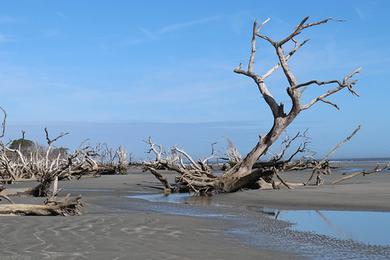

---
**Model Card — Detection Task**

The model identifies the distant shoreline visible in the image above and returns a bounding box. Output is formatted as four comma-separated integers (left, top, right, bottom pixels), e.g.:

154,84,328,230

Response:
330,157,390,163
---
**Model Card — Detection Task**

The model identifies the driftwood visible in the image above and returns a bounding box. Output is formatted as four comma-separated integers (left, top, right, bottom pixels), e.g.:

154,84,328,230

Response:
304,125,361,186
144,16,364,194
0,195,83,216
0,126,130,196
332,164,390,185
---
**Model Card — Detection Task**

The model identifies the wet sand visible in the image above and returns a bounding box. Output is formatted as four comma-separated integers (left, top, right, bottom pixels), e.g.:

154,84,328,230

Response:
0,166,389,259
213,168,390,211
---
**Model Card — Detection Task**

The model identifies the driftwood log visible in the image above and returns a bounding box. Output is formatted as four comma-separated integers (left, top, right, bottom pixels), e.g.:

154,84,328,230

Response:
0,195,83,216
332,164,390,185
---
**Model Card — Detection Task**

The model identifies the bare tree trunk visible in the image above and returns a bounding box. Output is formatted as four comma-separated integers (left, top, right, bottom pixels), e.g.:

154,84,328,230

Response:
220,117,296,191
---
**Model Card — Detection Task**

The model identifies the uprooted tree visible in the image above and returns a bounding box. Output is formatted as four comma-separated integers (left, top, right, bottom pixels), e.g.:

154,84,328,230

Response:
143,16,371,194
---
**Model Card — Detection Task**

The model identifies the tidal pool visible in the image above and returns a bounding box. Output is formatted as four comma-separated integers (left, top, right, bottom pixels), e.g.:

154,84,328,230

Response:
64,188,113,192
128,193,191,203
128,193,390,247
273,209,390,246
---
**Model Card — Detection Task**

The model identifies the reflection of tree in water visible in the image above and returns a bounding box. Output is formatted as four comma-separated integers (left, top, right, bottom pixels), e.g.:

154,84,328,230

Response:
315,210,352,239
185,194,213,206
274,209,352,240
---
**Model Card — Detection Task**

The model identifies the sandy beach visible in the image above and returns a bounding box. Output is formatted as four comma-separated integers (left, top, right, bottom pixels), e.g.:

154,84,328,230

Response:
0,165,389,259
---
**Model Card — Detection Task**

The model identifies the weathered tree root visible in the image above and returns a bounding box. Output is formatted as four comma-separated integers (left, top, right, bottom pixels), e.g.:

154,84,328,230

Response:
0,195,83,216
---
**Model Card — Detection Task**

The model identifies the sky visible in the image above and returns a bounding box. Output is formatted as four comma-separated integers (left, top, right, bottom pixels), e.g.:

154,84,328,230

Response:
0,0,389,159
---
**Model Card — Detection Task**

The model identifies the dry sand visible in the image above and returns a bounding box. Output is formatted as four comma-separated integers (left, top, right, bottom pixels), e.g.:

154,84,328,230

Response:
0,166,389,259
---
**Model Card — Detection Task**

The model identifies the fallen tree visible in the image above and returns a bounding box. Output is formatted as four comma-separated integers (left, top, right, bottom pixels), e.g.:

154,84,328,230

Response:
144,16,367,194
0,195,83,216
332,164,390,185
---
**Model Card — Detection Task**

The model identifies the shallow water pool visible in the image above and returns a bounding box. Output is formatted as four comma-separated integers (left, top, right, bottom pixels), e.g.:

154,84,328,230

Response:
128,193,390,247
128,193,191,203
273,209,390,246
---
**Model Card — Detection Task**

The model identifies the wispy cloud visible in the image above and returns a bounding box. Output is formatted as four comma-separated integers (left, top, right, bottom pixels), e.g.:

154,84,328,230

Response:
55,11,66,19
0,15,19,24
355,7,366,20
138,27,157,40
41,29,61,38
158,16,220,34
132,15,221,45
0,33,13,43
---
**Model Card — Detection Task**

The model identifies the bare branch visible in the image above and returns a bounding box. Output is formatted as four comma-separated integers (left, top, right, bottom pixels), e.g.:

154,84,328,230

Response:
304,126,361,186
300,68,361,111
201,142,218,165
0,106,6,138
278,17,339,46
274,170,292,189
247,18,271,73
262,39,309,80
332,164,390,185
44,128,69,147
234,18,282,117
144,166,173,194
0,193,14,204
144,136,163,162
256,33,277,46
319,99,340,110
323,125,361,160
173,147,202,170
294,79,341,90
232,71,280,117
285,140,310,163
275,46,299,88
226,139,242,164
272,132,301,162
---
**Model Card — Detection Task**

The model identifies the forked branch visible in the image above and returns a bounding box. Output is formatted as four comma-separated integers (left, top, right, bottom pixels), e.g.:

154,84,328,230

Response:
44,127,69,147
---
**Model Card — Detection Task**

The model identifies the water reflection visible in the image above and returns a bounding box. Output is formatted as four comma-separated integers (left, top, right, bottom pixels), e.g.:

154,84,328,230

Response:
260,208,390,246
127,193,214,206
128,193,390,246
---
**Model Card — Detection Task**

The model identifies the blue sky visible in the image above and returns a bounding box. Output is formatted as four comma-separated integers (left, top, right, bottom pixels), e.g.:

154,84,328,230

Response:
0,0,389,159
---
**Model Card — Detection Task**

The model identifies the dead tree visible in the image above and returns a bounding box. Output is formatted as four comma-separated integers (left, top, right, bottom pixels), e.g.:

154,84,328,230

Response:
144,16,362,193
0,110,84,215
86,143,130,175
116,145,129,174
0,127,101,196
